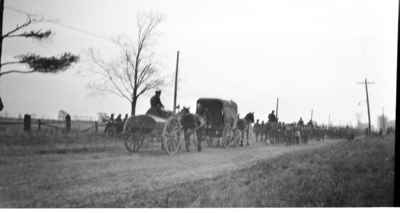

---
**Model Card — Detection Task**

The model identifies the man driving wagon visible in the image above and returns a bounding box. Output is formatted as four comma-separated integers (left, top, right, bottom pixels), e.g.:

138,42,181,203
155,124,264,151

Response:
147,90,169,118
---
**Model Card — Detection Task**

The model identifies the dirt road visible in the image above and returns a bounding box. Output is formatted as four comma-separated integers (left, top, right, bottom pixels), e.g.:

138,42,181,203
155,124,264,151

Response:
0,139,340,207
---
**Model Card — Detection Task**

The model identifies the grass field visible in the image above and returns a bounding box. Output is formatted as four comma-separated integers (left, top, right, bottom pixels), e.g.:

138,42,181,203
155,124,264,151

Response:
0,133,394,207
120,135,394,207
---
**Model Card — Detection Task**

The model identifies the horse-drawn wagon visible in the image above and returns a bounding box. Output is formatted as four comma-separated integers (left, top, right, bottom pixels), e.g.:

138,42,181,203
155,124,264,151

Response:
123,109,185,155
123,105,206,155
196,98,243,147
123,97,253,155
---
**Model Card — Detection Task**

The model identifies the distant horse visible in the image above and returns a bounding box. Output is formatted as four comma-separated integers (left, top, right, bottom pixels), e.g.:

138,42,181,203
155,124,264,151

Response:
295,128,302,144
178,107,206,152
253,121,261,142
236,112,255,146
104,118,124,137
104,118,118,137
265,122,279,144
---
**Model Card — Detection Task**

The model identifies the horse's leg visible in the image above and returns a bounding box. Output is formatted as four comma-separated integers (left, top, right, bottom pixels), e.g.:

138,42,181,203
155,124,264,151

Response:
240,130,244,147
246,126,250,146
271,133,274,144
223,126,230,147
196,129,202,151
272,132,275,144
253,131,258,143
299,133,303,144
257,132,260,143
184,130,190,152
221,127,227,147
195,130,201,152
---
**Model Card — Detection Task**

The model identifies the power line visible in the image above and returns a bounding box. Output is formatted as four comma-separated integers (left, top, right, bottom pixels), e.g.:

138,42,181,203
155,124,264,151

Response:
4,5,114,44
4,6,38,17
46,20,114,43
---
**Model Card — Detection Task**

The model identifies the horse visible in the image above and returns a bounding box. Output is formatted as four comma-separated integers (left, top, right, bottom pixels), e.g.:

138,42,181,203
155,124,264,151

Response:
294,128,302,144
178,107,206,152
264,122,279,144
235,112,255,146
253,120,262,142
104,118,118,137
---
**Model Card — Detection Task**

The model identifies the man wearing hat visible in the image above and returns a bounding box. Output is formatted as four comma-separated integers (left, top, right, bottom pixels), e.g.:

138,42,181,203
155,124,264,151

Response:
268,110,277,123
149,90,164,117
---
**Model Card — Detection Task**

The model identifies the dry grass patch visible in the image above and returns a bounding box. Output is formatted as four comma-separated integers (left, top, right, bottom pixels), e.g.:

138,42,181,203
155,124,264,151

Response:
118,135,394,207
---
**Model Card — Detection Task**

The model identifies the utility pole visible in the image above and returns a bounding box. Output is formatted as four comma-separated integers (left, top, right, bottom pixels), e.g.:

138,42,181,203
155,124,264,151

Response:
382,107,385,132
357,78,374,135
0,0,4,70
0,0,4,110
310,109,313,121
275,97,279,121
328,113,331,128
173,51,180,114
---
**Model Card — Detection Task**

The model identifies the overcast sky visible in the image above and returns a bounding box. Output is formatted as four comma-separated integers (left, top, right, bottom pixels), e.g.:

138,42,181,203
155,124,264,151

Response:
0,0,398,126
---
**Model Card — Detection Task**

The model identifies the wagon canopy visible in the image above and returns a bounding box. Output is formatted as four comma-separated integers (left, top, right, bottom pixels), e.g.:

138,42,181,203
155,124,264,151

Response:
196,98,238,127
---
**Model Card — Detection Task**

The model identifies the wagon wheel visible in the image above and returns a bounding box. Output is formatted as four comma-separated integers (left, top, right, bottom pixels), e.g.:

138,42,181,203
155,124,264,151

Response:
162,116,182,155
124,130,145,153
105,125,117,137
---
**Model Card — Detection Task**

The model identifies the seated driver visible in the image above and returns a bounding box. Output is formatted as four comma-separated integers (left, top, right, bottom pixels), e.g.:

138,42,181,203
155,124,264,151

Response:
149,90,165,117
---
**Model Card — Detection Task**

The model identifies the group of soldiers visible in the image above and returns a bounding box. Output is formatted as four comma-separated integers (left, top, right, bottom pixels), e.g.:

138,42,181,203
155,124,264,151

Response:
253,110,357,145
104,113,129,135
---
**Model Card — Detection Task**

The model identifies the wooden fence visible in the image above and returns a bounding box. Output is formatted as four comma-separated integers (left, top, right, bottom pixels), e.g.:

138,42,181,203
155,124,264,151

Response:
0,114,105,133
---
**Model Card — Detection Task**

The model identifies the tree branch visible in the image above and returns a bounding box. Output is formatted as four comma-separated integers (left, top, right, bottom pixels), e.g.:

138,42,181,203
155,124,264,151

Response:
124,51,135,91
4,30,51,40
88,49,131,101
2,16,32,39
0,61,21,66
88,81,132,103
0,69,35,76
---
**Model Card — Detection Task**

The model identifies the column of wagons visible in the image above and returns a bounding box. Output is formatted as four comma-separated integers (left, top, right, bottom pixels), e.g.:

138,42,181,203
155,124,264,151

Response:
123,98,240,155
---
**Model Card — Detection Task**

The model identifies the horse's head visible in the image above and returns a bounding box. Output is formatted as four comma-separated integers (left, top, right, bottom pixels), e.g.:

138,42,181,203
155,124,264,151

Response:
102,116,111,123
181,106,191,114
245,112,255,123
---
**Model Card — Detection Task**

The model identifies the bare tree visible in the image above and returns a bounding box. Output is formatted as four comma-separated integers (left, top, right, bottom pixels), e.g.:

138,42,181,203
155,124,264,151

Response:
88,13,165,116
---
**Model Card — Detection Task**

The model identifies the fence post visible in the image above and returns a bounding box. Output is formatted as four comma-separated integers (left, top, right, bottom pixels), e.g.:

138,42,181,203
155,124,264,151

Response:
94,121,98,133
23,114,31,132
65,114,71,132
